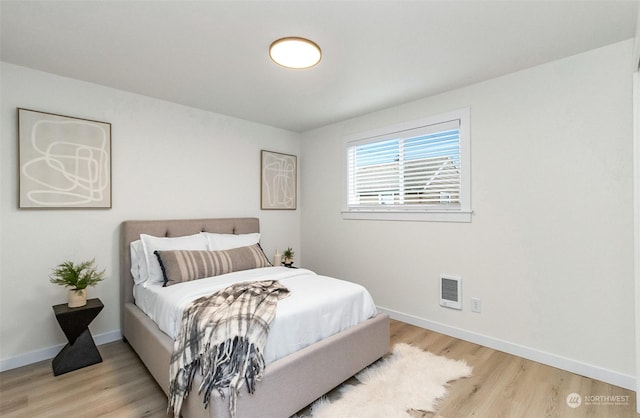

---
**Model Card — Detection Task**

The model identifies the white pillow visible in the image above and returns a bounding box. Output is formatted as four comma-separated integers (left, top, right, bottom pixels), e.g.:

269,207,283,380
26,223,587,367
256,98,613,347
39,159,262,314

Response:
130,240,144,285
139,233,209,286
201,232,261,251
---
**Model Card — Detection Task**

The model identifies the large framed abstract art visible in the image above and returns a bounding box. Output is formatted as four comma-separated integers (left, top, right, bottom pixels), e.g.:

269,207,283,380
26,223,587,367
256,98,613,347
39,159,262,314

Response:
18,108,112,209
260,150,297,210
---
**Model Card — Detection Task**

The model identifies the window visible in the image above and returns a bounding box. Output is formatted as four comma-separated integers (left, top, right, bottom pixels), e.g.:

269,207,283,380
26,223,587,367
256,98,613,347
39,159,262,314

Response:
343,108,471,222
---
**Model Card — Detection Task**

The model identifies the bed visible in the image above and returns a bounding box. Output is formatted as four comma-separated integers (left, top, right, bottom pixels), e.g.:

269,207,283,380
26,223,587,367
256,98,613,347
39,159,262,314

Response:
120,217,390,418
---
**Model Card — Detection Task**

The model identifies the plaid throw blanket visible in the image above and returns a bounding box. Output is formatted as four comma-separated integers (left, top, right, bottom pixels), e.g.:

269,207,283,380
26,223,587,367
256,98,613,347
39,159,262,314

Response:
168,280,290,418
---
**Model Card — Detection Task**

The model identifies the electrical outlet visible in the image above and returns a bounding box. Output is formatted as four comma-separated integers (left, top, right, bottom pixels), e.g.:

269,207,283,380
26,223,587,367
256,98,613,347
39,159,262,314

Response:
471,297,481,313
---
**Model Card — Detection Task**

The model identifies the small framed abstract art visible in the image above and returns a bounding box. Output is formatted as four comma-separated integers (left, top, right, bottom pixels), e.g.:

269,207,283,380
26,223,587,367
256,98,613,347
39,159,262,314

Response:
18,108,112,209
261,150,297,210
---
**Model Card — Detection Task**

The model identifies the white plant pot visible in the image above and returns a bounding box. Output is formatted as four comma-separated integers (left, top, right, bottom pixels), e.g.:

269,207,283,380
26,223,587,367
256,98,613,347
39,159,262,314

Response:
68,289,87,308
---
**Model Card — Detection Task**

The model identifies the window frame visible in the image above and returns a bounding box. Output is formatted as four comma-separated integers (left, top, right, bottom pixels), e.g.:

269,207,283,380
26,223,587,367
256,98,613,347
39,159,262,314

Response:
342,107,472,222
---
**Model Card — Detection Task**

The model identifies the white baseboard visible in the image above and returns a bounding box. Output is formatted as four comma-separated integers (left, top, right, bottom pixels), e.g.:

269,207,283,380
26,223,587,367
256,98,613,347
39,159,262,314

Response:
0,329,122,373
379,306,635,391
3,312,635,392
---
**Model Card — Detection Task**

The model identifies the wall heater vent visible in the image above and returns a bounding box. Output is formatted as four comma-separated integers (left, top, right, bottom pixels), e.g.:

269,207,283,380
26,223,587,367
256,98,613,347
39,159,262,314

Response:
440,275,462,310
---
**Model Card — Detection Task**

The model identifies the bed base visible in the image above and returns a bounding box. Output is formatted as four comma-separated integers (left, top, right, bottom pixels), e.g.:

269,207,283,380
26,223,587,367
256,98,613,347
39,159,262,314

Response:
120,218,390,418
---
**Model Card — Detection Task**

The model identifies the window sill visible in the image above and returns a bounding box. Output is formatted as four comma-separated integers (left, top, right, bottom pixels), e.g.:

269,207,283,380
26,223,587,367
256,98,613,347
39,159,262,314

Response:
341,210,472,223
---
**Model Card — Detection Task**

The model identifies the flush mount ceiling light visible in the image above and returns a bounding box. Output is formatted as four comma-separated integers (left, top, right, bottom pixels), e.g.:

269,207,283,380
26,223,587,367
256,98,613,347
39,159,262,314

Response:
269,37,322,69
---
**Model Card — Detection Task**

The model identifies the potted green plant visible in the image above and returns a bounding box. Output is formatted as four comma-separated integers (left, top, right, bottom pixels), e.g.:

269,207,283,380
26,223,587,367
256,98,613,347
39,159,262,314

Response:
50,259,105,307
283,247,295,267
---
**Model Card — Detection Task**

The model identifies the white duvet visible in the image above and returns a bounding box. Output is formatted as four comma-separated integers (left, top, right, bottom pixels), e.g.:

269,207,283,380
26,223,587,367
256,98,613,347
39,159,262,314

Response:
133,266,378,364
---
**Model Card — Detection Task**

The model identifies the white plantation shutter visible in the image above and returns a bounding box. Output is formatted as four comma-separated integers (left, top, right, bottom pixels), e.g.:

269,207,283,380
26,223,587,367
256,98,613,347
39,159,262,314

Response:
344,109,471,222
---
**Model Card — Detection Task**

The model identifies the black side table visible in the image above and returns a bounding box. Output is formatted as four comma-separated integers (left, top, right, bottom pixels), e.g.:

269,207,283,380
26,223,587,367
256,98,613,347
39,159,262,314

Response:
52,298,104,376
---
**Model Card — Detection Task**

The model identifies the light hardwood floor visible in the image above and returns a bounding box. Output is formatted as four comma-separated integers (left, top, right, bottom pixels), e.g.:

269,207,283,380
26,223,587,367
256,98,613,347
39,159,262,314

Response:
0,320,637,417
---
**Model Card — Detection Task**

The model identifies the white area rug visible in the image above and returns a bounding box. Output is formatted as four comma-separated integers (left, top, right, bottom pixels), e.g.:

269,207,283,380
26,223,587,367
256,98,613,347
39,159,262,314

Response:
304,343,472,418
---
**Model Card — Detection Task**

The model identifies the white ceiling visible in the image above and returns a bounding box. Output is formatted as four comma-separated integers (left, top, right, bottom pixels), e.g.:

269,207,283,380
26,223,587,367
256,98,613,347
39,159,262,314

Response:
1,1,638,132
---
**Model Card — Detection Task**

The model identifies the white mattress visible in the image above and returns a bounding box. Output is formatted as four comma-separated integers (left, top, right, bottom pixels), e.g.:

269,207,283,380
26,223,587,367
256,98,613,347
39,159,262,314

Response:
133,266,378,364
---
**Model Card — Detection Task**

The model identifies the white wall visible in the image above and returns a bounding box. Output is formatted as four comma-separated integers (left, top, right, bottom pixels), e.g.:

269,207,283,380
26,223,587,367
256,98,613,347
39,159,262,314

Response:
633,1,640,408
633,69,639,410
0,63,301,368
301,40,635,387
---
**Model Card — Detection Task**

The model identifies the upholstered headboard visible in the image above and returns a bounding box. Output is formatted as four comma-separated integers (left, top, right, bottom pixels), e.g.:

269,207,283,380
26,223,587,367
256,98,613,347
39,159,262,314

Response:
119,217,260,329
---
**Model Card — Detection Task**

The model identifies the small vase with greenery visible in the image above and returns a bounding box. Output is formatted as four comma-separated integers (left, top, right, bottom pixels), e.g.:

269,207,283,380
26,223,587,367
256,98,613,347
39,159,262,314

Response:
283,247,295,267
50,259,105,308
